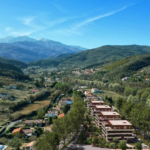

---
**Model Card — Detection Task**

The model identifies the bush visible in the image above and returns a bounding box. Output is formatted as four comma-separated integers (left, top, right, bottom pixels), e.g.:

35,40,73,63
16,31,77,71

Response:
105,143,109,148
113,137,119,144
135,142,142,150
109,142,116,149
0,137,8,144
119,140,127,150
92,136,99,146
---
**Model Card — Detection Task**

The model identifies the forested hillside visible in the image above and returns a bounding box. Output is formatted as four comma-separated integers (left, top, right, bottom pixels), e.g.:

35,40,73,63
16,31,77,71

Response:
102,54,150,81
0,61,23,73
0,57,28,69
28,45,150,67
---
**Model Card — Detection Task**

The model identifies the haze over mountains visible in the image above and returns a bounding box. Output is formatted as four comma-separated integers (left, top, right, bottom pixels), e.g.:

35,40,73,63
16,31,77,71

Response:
0,36,87,62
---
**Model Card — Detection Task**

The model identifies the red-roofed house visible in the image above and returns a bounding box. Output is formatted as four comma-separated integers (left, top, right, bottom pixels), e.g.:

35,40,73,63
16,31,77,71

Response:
145,78,150,81
84,91,92,96
12,128,33,137
58,113,65,119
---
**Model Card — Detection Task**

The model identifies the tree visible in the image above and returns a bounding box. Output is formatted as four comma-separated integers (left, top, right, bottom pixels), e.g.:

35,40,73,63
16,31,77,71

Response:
113,137,119,144
135,142,142,150
8,137,22,149
34,131,59,150
116,98,125,110
48,117,53,124
118,140,127,150
38,108,45,119
36,127,43,136
34,80,40,87
92,136,99,146
63,104,70,114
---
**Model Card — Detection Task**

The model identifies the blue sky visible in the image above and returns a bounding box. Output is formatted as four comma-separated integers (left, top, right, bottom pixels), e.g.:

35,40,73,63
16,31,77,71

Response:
0,0,149,48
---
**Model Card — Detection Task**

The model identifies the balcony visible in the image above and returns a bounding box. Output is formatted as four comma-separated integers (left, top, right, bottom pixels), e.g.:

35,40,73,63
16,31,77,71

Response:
107,132,133,135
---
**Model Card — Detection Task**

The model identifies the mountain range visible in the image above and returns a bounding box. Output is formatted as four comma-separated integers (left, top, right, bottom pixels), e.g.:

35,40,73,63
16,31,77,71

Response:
28,45,150,68
0,36,87,62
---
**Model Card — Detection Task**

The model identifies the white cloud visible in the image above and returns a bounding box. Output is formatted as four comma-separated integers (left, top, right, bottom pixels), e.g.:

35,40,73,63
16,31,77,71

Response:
5,27,13,32
21,16,36,26
75,4,135,29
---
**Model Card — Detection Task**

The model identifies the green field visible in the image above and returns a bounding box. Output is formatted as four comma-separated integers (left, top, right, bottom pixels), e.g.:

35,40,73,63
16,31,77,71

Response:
95,90,123,101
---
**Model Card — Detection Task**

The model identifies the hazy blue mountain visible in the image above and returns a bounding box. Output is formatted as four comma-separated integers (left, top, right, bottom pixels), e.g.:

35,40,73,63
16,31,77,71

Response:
0,36,86,62
46,53,74,60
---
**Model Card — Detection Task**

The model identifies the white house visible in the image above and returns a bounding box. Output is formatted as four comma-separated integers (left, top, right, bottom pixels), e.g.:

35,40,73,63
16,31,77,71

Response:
122,77,130,81
45,110,59,117
91,88,100,93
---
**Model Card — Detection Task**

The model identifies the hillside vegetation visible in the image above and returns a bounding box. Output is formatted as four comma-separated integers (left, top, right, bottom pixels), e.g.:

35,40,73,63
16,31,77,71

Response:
0,61,23,73
0,57,28,69
103,54,150,80
28,45,150,67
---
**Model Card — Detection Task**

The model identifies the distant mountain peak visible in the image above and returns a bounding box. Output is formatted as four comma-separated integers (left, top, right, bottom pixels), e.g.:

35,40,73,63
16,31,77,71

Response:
37,38,50,41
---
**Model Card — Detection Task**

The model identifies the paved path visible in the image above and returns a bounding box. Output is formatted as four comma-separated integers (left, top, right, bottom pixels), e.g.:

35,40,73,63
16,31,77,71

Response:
68,144,110,150
6,120,22,130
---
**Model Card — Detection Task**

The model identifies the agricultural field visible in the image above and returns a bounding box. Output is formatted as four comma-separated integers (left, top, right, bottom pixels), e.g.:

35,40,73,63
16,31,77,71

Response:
13,96,51,115
95,90,123,101
0,76,15,85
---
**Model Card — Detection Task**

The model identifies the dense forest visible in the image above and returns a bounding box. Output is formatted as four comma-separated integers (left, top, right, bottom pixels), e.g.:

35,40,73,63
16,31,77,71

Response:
28,45,150,68
0,61,23,73
0,57,28,69
0,68,30,80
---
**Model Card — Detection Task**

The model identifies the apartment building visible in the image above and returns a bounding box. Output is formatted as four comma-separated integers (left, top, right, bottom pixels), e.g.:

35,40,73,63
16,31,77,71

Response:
95,111,120,128
91,105,111,117
102,120,134,141
87,101,104,110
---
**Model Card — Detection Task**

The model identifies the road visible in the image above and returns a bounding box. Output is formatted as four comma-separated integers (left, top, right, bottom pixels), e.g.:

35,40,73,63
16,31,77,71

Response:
6,120,22,130
68,144,110,150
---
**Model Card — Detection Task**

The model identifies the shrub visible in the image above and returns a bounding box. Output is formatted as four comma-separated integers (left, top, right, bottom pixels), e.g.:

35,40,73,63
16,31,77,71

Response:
0,137,8,144
92,136,99,146
113,137,119,144
135,142,142,150
109,142,116,149
119,140,127,150
105,143,109,148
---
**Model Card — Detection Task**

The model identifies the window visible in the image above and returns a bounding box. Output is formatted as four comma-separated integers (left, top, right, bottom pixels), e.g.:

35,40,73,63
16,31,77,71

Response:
124,126,127,129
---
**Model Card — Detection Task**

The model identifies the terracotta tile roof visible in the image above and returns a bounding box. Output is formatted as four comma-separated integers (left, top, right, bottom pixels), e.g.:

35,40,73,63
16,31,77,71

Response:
87,94,94,97
25,141,35,147
85,91,91,93
32,89,39,92
44,126,51,132
12,127,22,133
58,113,65,119
21,129,33,134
